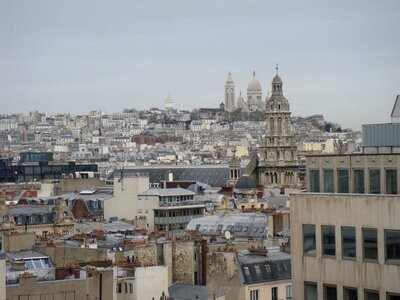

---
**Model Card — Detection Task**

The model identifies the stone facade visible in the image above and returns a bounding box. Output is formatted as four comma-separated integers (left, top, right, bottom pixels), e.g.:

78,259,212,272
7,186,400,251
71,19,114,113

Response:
225,72,235,112
206,251,244,300
163,240,195,285
7,268,115,300
258,71,298,187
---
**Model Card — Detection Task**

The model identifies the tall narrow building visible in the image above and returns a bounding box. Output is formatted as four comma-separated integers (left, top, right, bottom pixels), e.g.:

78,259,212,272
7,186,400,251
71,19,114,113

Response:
224,72,235,112
258,68,298,186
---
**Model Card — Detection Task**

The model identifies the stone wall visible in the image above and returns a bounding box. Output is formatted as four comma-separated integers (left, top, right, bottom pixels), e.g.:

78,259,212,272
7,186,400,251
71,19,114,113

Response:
206,251,244,300
6,268,115,300
34,244,108,266
163,240,194,285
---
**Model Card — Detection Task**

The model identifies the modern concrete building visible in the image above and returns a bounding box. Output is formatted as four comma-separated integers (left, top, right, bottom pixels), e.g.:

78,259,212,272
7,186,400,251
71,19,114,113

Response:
291,192,400,299
138,188,205,233
306,154,400,194
0,251,5,300
104,171,149,221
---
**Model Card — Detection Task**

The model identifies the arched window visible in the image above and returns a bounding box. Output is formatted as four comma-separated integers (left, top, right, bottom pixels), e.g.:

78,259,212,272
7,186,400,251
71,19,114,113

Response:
270,118,275,135
277,118,283,135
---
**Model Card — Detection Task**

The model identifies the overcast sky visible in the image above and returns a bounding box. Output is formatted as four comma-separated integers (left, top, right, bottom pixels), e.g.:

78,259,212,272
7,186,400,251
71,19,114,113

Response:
1,1,399,130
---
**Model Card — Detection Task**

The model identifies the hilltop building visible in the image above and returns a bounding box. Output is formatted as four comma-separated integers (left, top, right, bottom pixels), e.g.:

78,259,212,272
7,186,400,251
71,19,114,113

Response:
224,70,265,113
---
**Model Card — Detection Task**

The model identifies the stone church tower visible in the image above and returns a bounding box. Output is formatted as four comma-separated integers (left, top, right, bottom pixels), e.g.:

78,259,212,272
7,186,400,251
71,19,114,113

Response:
258,67,298,187
224,72,235,112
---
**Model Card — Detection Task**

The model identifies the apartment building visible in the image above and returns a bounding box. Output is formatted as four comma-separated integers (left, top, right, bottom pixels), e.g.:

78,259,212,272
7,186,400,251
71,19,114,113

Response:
291,193,400,299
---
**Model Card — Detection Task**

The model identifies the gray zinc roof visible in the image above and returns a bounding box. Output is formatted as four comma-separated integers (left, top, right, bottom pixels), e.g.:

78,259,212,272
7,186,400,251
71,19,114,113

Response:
186,213,267,238
139,188,195,197
236,250,291,285
126,165,241,187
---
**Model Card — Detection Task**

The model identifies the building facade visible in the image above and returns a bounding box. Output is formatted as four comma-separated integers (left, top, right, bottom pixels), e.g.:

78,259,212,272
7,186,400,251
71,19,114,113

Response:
258,71,298,187
291,193,400,299
306,154,400,194
225,72,236,112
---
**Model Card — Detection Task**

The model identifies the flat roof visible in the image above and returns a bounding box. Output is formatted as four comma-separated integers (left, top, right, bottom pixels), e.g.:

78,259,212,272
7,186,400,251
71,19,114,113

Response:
139,188,195,197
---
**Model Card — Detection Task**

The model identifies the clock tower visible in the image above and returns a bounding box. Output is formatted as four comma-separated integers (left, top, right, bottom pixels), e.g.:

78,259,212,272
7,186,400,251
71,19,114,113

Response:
258,66,298,187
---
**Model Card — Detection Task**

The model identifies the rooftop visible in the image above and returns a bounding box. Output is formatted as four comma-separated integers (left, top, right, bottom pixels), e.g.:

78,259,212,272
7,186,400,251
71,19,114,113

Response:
139,188,195,197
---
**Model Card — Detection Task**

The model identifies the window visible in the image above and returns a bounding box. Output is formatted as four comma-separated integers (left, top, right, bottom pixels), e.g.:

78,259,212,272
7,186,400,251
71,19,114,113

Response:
117,283,122,293
322,225,336,257
344,287,358,300
338,169,349,193
387,293,400,300
286,285,292,300
386,169,397,194
385,230,400,263
303,224,316,256
250,290,259,300
265,264,272,274
304,282,317,300
129,283,133,294
364,290,379,300
363,228,378,261
310,170,320,192
369,169,381,194
324,285,337,300
342,227,356,259
353,170,365,193
125,283,128,293
324,169,334,193
272,287,278,300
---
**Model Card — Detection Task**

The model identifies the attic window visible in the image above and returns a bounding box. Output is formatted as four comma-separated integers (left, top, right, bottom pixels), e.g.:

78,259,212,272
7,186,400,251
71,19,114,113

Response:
265,264,272,274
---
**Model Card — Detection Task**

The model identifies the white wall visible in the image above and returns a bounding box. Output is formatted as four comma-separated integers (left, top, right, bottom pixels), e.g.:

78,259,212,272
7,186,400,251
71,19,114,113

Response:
134,266,169,300
0,254,5,300
104,176,149,220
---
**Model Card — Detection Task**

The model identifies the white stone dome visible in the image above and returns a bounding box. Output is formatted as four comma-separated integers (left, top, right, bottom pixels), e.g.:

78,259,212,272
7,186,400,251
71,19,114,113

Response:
247,71,262,92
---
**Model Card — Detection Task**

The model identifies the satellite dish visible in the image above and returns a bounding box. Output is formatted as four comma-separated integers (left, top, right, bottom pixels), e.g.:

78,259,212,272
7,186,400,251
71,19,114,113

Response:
224,231,231,240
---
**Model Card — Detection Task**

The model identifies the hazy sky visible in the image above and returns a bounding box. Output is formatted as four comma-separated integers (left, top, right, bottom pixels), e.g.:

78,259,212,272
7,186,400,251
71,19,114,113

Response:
1,1,399,130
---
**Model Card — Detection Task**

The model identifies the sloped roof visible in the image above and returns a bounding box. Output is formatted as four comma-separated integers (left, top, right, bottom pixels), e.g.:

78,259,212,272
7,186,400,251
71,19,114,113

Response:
391,95,400,118
236,250,291,284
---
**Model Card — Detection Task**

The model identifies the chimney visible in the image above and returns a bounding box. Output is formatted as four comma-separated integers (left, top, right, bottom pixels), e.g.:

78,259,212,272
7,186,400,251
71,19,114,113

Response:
201,239,208,285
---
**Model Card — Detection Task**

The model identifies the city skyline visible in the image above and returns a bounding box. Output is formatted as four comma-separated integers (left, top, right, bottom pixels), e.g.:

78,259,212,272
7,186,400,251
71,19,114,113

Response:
1,1,400,130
